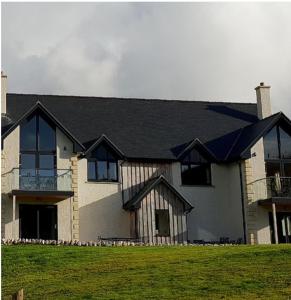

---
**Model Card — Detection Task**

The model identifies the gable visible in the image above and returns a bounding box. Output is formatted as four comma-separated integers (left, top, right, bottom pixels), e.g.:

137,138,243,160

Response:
123,175,193,212
2,101,84,152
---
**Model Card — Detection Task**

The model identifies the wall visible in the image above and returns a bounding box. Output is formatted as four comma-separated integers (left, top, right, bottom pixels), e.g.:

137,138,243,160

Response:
78,159,130,241
172,162,244,242
243,138,271,244
121,161,172,203
1,126,20,238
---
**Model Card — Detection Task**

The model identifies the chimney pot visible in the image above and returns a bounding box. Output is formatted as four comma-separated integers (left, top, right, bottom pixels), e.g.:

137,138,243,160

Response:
260,82,264,86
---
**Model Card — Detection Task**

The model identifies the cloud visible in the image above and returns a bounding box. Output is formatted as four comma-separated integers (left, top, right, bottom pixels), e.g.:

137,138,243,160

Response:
2,2,291,117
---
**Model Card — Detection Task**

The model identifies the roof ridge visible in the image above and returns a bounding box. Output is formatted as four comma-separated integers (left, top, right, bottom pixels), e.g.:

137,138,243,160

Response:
6,93,256,106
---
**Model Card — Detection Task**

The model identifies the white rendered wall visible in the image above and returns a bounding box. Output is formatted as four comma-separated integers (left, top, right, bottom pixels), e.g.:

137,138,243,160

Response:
172,162,244,242
78,159,130,241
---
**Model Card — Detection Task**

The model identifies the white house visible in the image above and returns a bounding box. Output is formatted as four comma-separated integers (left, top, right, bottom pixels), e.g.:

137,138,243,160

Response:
1,73,291,244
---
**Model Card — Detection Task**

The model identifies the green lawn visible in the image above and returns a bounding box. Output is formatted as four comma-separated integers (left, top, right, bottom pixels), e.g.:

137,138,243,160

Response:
2,245,291,299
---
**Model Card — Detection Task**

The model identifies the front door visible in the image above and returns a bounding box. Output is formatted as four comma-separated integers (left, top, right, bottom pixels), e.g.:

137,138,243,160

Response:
269,212,291,243
19,204,58,240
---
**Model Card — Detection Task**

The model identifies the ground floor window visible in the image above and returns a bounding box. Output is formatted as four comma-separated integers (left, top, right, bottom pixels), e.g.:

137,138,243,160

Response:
155,209,170,236
19,204,58,240
269,212,291,244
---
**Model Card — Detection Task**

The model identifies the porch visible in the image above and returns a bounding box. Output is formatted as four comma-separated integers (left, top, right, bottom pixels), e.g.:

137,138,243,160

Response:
252,177,291,244
2,168,74,240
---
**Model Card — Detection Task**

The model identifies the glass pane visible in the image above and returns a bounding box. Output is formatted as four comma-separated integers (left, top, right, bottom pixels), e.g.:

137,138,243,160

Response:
39,155,54,169
97,161,107,180
283,163,291,177
39,155,55,177
279,127,291,159
39,116,56,151
93,145,107,160
181,164,211,185
155,210,170,236
87,161,96,180
264,127,280,160
20,154,36,189
20,115,36,151
21,154,36,175
108,162,117,181
265,161,281,177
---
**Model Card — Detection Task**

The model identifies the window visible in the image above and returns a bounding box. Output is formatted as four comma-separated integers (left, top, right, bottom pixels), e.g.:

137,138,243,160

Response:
155,209,170,236
181,148,211,186
87,144,118,182
264,125,291,177
20,112,56,189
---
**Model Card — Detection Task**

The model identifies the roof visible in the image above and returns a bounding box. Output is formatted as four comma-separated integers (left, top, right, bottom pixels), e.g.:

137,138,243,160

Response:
123,175,193,212
3,93,260,161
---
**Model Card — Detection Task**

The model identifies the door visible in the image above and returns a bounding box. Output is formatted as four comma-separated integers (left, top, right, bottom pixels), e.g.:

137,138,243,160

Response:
19,205,58,240
269,212,291,243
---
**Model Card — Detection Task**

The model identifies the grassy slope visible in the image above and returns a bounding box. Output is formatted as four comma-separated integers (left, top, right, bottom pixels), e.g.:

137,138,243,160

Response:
2,245,291,300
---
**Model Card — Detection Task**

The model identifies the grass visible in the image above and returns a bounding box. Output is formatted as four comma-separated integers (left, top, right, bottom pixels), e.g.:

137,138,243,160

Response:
2,244,291,299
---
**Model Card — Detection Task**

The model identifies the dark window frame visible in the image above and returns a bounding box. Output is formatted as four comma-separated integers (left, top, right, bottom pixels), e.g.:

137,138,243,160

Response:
180,148,212,186
87,147,119,183
20,112,57,172
264,125,291,177
155,209,170,237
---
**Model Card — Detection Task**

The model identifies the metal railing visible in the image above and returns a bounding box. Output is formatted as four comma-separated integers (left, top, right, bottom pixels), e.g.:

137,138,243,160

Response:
4,168,72,192
250,176,291,200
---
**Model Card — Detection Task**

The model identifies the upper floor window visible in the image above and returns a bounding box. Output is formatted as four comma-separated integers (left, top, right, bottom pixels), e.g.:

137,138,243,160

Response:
264,125,291,177
20,114,56,152
181,148,211,186
20,112,56,189
87,144,118,182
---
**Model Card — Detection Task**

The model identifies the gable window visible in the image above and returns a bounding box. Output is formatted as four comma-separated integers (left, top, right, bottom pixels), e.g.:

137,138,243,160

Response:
264,125,291,177
155,209,170,236
181,148,211,186
87,144,118,182
20,112,56,190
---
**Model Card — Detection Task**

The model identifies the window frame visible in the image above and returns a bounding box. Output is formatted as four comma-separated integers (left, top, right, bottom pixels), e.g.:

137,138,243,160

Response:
155,209,170,237
20,112,57,171
180,148,212,186
87,148,119,183
264,125,291,177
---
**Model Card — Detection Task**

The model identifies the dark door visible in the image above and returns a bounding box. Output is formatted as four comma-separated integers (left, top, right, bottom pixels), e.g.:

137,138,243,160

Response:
269,212,291,243
19,205,58,240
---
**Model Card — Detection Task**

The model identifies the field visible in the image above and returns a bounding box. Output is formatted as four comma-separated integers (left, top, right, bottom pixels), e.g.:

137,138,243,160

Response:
2,244,291,299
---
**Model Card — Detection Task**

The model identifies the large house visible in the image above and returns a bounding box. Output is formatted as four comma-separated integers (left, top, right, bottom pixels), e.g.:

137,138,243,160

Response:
1,74,291,244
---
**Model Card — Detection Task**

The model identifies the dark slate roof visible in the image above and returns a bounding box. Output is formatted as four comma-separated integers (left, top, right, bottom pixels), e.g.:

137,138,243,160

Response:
123,175,193,212
227,112,291,161
4,93,259,161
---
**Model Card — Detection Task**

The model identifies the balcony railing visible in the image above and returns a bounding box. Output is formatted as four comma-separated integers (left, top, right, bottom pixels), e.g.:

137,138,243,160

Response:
251,177,291,201
5,168,72,192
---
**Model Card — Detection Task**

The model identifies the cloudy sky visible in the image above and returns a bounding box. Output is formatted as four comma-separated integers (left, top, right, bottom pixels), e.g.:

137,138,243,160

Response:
2,2,291,117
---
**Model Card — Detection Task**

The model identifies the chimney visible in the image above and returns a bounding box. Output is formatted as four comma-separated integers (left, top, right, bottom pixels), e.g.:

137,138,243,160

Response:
255,82,271,120
1,71,7,114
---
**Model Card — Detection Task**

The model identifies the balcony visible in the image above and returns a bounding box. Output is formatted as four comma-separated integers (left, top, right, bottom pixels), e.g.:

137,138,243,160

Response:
251,177,291,202
5,168,73,195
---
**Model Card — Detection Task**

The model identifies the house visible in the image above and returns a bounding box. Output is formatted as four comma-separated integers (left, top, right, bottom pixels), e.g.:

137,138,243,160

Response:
1,73,291,244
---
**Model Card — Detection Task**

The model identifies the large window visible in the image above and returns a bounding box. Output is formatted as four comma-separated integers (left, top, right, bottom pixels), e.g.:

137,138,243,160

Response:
87,144,118,182
264,125,291,177
181,148,211,186
20,113,56,189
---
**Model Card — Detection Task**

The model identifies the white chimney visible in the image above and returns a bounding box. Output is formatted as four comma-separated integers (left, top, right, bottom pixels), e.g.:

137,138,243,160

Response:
255,82,271,120
1,72,7,114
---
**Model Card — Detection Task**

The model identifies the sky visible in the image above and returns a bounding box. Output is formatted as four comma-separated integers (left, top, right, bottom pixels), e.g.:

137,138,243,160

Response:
1,2,291,117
